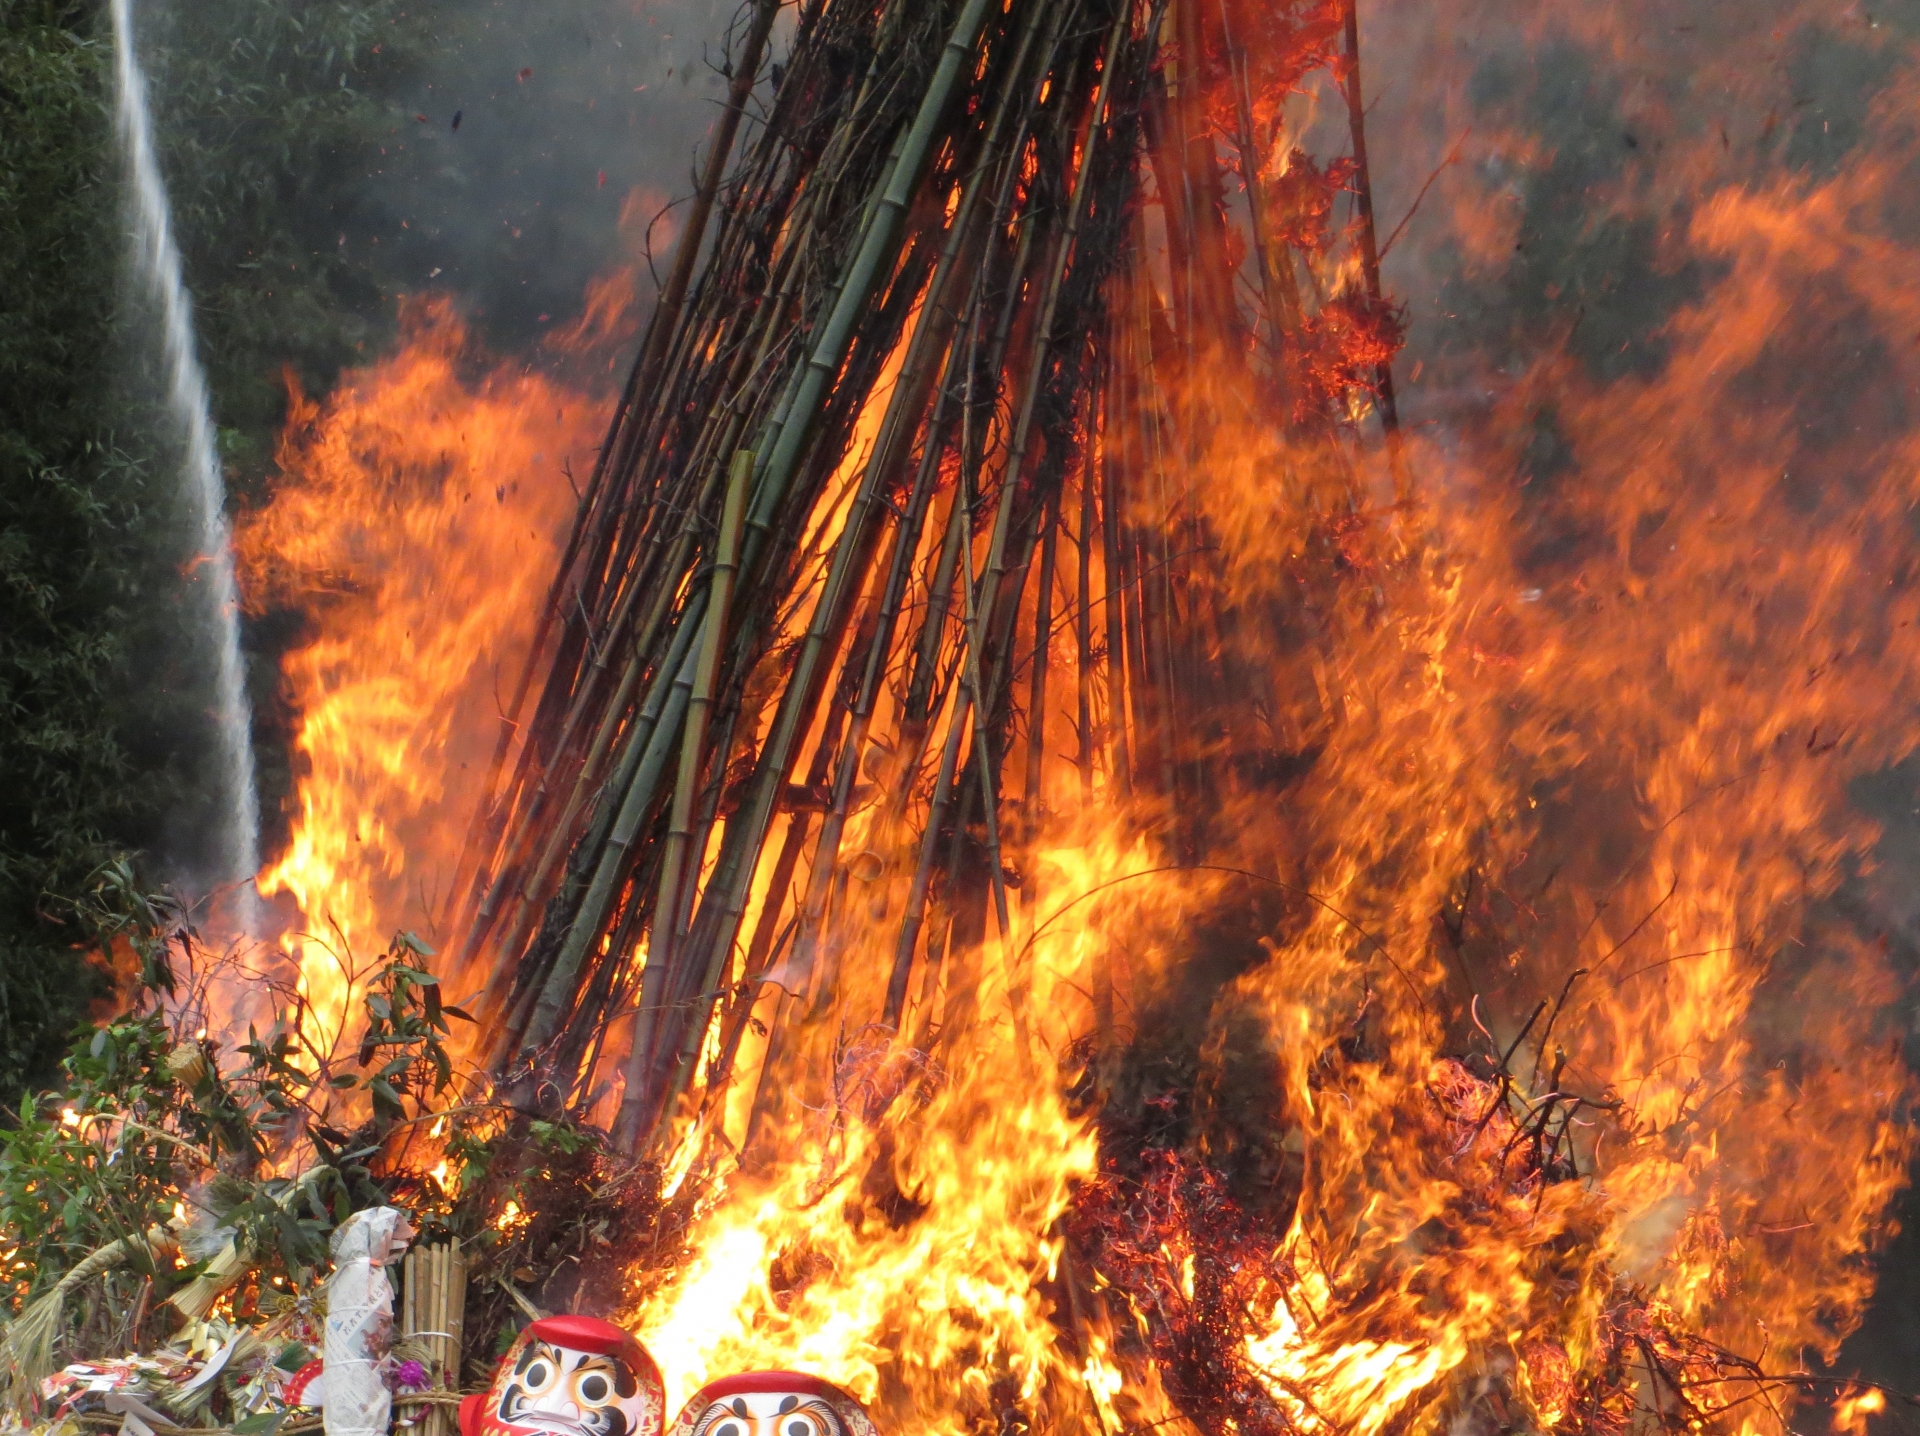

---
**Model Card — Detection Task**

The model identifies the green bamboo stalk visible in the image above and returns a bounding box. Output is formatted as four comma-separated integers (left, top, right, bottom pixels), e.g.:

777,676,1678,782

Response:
647,450,754,973
783,329,971,1006
955,461,1016,964
448,0,780,954
963,0,1129,726
505,591,706,1061
613,451,752,1151
883,167,1043,850
685,0,1002,999
1076,392,1097,800
1024,487,1060,841
883,692,966,1031
883,501,976,1029
487,253,814,1059
775,14,1045,988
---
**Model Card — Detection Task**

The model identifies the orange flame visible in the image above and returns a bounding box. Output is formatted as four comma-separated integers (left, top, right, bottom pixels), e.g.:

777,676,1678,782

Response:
240,297,597,1055
613,76,1918,1436
217,14,1918,1436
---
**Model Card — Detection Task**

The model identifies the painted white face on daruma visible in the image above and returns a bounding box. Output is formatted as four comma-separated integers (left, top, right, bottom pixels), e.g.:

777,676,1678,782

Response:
462,1318,664,1436
689,1392,845,1436
665,1369,876,1436
491,1338,654,1436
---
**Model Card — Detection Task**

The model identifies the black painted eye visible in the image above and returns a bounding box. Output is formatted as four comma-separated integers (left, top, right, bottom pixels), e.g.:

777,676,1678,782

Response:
524,1362,554,1392
786,1419,815,1436
713,1423,742,1436
579,1375,610,1404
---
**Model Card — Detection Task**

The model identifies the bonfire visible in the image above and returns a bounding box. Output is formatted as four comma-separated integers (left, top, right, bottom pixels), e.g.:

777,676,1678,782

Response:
5,2,1917,1436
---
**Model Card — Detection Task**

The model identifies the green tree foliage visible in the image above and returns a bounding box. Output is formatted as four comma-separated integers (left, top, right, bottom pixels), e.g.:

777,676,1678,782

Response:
0,884,477,1401
138,0,430,493
0,0,430,1096
0,0,144,1088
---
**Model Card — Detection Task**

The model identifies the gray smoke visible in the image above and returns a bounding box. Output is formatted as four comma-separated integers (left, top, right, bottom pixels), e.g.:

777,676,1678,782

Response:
348,0,745,347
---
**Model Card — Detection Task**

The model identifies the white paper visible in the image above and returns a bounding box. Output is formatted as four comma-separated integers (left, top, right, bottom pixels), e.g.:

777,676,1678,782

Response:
323,1207,415,1436
178,1339,235,1395
103,1390,171,1432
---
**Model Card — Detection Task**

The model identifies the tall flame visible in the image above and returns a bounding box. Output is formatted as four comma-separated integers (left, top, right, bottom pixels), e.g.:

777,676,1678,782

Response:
221,12,1919,1436
239,298,593,1053
613,66,1919,1436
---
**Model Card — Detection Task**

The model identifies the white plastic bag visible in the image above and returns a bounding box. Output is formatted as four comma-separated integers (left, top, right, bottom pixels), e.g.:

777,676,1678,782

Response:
323,1207,415,1436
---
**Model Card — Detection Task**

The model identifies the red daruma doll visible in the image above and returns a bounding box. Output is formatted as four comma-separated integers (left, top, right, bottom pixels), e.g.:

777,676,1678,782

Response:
461,1316,666,1436
665,1373,878,1436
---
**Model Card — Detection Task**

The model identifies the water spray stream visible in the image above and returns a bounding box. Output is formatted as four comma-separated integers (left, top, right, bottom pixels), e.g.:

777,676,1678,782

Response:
109,0,259,923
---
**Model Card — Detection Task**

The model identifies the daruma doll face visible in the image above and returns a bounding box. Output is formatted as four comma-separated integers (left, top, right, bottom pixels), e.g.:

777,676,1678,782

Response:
667,1373,877,1436
466,1316,665,1436
689,1389,844,1436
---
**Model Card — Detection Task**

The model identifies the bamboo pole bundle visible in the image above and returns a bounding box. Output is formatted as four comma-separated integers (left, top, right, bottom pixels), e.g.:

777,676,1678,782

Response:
449,0,1405,1159
401,1240,467,1436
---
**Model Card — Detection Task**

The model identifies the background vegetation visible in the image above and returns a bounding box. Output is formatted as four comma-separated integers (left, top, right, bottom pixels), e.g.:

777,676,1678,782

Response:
1,0,139,1091
0,0,427,1096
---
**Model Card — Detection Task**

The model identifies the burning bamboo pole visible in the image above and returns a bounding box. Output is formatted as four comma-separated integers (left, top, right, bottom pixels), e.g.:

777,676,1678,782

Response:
614,451,752,1149
1340,0,1397,436
448,0,1409,1181
334,3,1920,1434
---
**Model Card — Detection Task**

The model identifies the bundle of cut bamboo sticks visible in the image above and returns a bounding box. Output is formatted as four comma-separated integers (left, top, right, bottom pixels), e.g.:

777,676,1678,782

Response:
400,1241,466,1433
442,0,1399,1158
